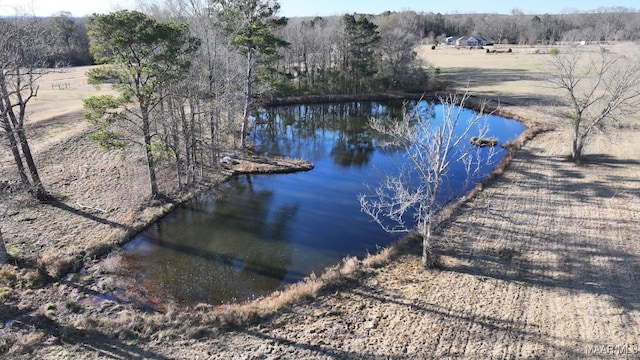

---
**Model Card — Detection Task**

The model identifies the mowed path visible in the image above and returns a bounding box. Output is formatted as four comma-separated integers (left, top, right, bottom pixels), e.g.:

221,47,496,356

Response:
158,46,640,358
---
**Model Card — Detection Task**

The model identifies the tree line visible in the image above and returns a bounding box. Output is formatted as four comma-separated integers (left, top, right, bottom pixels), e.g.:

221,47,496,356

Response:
1,0,431,201
2,1,640,201
419,7,640,45
7,6,640,67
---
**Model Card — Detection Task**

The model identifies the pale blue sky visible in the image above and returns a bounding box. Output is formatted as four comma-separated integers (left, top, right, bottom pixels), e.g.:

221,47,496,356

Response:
278,0,638,17
0,0,637,17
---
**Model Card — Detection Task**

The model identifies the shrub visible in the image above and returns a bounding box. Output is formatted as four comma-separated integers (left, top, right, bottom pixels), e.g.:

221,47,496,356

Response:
549,48,560,55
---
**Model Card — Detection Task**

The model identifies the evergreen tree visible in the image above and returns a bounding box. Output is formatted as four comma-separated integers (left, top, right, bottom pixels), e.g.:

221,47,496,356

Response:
84,10,200,198
211,0,289,149
342,14,380,93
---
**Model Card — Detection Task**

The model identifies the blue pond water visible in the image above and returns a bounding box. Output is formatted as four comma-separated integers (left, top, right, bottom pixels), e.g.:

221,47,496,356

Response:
120,100,525,305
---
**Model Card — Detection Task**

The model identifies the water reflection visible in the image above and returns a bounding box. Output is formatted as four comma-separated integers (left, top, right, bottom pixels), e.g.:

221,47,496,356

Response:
121,176,300,304
254,102,405,168
121,100,525,306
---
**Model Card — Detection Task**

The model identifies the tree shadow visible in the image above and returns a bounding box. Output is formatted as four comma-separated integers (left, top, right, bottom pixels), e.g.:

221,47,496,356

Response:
0,303,37,327
502,149,640,204
580,153,640,168
239,327,415,359
8,314,169,359
440,234,640,312
439,145,640,312
233,278,592,358
348,285,588,357
46,200,130,230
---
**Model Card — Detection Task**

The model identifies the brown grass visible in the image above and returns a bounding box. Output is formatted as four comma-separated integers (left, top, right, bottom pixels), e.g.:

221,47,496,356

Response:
198,256,366,328
2,43,640,358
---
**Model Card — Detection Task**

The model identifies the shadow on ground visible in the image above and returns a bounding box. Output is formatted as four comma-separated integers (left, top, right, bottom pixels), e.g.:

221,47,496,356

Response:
442,145,640,312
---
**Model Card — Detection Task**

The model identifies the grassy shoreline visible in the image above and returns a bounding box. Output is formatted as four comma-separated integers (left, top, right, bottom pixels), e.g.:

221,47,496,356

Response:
1,92,541,328
2,43,640,358
0,90,538,331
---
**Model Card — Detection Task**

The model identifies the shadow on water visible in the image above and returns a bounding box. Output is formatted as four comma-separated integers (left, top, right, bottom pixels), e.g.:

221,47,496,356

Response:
119,176,301,304
121,100,525,306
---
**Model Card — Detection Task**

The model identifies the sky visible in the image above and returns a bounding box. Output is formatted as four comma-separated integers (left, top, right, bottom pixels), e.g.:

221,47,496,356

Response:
0,0,638,17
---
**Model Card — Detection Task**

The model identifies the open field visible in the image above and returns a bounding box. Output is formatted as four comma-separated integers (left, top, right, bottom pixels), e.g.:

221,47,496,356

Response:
2,43,640,358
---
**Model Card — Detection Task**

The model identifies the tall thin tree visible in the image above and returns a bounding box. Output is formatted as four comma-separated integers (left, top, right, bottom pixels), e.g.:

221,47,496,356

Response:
210,0,289,149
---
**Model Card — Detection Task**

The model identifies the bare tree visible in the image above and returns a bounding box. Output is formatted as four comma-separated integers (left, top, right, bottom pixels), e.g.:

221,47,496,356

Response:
0,17,58,200
359,94,496,267
547,46,640,163
375,14,427,91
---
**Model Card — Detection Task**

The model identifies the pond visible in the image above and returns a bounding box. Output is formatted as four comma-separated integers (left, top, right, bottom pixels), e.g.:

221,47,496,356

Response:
119,100,525,306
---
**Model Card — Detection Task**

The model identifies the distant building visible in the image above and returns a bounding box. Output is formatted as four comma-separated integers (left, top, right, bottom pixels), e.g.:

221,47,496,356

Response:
456,36,479,47
444,36,456,45
453,36,495,47
478,36,495,46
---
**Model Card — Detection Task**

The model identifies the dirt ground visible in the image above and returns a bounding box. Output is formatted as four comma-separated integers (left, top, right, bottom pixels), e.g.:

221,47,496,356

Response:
2,44,640,359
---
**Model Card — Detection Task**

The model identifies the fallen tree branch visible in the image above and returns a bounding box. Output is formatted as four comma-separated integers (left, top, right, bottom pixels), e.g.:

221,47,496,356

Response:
0,228,6,264
76,202,108,213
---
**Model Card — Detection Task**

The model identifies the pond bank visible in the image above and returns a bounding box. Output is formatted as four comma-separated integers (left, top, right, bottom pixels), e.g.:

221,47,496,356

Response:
264,92,428,107
0,95,549,359
220,152,314,175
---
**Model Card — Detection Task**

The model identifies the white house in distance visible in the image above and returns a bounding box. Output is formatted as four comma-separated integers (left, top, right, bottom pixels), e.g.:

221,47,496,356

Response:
446,35,495,47
478,36,495,46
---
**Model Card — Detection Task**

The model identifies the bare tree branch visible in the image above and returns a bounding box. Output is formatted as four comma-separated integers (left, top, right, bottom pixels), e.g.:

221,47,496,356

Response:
359,93,498,267
547,46,640,162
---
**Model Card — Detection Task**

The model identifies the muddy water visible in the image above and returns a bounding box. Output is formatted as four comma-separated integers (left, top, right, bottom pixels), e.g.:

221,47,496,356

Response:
119,101,525,305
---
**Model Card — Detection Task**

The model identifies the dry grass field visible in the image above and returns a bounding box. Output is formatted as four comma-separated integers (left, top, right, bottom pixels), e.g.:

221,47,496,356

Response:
1,43,640,359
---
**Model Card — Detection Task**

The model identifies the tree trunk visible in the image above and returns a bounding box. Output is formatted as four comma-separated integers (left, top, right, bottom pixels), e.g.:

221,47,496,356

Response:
141,109,159,198
241,51,254,149
16,127,48,200
3,98,47,199
2,102,45,199
3,127,30,187
0,229,6,264
571,122,583,163
210,108,219,167
422,236,431,267
183,105,190,185
421,218,433,267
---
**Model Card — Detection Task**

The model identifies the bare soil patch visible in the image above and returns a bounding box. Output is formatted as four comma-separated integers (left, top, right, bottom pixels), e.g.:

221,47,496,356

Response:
2,44,640,359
